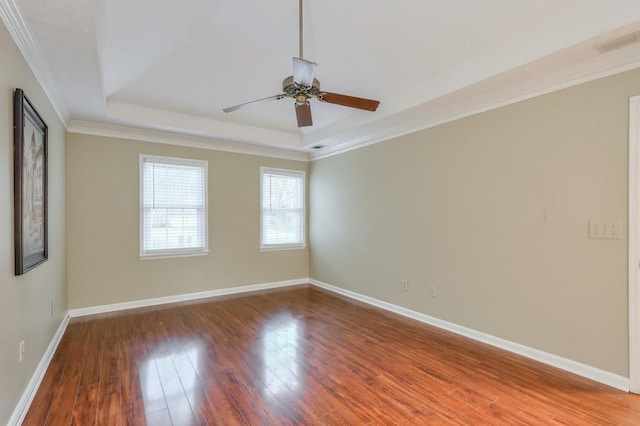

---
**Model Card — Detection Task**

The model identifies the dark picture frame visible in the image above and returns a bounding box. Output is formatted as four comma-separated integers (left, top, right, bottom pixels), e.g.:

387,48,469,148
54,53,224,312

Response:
14,88,48,275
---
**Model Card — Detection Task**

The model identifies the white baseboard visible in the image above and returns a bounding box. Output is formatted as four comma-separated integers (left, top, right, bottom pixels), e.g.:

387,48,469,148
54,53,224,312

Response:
68,278,309,318
35,276,629,413
309,279,630,392
8,313,70,426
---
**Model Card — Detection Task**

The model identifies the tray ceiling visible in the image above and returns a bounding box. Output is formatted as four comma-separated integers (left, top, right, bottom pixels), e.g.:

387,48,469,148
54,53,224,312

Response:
5,0,640,158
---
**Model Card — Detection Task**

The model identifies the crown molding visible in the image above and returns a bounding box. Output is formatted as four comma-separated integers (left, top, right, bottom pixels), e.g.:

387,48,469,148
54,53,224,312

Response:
74,37,640,164
5,0,640,161
310,41,640,161
0,0,69,126
67,120,310,162
106,100,303,150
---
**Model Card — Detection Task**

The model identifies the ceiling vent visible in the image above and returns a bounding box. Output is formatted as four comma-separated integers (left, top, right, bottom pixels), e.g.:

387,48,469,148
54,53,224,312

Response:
596,31,640,53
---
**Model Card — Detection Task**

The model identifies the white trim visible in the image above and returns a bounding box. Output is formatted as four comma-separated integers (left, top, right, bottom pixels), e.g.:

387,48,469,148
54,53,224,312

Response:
4,0,640,161
139,154,209,258
16,275,629,426
629,96,640,394
260,167,307,250
138,251,210,261
105,100,304,151
8,314,70,426
310,45,640,161
0,0,69,125
68,120,310,162
68,278,308,318
259,245,307,252
309,279,630,391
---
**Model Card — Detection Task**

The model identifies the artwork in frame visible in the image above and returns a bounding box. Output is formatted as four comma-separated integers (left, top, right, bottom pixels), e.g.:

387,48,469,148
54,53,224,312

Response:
14,88,48,275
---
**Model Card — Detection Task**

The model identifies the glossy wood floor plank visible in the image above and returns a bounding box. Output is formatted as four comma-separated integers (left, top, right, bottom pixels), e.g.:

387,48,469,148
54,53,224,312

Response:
24,285,640,425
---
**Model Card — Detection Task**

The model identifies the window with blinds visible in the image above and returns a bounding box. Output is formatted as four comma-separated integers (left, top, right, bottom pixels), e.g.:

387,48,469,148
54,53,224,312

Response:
139,155,208,258
260,167,306,250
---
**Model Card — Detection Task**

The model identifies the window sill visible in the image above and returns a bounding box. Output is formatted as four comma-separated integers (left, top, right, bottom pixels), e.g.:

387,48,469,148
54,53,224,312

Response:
139,251,210,261
260,245,307,252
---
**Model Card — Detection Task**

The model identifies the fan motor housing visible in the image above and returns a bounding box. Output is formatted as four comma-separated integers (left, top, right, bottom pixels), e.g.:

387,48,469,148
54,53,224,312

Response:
282,76,321,98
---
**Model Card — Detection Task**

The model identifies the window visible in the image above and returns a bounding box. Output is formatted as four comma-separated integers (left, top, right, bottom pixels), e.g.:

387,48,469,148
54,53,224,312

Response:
139,155,208,258
260,167,306,250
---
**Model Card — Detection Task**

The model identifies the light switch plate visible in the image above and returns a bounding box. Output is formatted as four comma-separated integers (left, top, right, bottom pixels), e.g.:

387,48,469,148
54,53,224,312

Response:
588,220,622,239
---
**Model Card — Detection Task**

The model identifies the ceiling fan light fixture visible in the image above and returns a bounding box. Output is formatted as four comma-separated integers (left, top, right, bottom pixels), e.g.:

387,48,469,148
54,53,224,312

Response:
293,57,317,87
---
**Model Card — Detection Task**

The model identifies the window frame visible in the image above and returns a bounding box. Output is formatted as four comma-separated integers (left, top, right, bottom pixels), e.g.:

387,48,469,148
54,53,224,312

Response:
260,166,306,252
139,154,209,260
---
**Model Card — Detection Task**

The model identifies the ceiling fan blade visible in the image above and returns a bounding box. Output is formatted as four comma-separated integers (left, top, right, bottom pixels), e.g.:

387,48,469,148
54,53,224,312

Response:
319,92,380,112
295,102,313,127
293,57,317,87
223,94,285,113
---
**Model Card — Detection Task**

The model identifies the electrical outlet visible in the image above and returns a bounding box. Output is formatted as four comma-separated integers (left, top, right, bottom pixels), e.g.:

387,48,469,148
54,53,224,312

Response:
401,279,409,292
430,286,437,298
588,221,622,239
19,341,25,363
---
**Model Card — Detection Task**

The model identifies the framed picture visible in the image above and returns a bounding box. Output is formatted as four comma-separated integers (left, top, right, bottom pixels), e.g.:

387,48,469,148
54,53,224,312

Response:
14,88,48,275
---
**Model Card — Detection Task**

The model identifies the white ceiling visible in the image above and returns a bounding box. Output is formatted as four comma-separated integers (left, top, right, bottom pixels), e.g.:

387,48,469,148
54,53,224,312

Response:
5,0,640,158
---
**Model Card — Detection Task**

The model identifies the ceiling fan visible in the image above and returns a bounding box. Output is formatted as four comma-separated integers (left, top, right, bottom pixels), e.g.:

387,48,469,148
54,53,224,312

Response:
222,0,380,127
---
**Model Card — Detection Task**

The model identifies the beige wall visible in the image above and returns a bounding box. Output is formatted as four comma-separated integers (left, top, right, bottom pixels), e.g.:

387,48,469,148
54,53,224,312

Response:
2,14,637,423
67,134,309,309
0,24,67,424
310,67,640,377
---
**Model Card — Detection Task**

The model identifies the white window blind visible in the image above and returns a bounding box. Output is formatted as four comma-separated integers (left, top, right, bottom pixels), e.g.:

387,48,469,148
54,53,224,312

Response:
140,155,208,257
261,168,305,249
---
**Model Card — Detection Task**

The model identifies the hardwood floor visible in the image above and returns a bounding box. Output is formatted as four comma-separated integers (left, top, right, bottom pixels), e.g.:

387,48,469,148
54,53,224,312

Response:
24,285,640,425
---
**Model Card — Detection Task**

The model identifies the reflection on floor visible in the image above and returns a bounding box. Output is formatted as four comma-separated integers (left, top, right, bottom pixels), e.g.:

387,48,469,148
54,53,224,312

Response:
24,285,640,424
